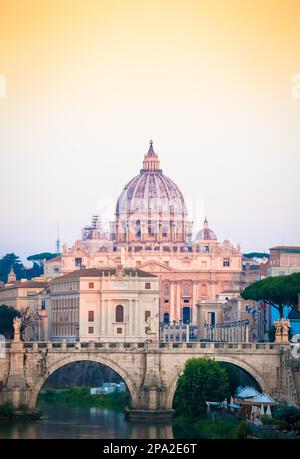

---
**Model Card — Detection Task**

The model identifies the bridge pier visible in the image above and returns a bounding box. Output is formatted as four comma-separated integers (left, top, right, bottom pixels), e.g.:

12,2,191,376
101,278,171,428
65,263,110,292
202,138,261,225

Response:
2,341,30,408
126,340,175,420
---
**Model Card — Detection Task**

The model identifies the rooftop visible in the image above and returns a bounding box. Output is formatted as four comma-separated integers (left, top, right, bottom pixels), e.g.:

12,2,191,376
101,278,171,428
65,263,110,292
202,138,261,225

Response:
0,281,49,291
54,267,157,280
270,246,300,251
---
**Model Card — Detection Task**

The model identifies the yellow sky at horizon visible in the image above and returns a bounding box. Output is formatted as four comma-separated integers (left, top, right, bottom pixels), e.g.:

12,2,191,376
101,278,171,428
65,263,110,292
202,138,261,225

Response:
0,0,300,258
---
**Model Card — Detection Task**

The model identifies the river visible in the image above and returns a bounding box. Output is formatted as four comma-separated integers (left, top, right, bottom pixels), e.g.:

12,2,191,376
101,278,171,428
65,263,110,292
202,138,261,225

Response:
0,401,174,439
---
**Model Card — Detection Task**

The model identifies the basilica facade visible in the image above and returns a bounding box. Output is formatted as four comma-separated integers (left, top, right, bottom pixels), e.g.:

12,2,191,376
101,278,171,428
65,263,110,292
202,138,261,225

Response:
45,141,242,324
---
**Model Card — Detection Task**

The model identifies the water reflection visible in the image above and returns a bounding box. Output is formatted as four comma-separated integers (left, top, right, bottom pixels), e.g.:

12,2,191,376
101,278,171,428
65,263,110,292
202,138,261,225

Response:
0,402,174,439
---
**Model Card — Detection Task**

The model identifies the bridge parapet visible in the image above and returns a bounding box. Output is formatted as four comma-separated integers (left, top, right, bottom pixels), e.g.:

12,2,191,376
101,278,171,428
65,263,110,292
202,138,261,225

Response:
4,340,288,354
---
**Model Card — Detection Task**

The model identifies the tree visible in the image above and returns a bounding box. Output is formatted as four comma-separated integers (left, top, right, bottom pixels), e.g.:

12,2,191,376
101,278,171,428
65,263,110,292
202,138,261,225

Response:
173,358,229,418
27,252,58,277
241,273,300,319
268,324,293,342
0,305,21,339
0,305,33,340
219,362,240,396
243,252,269,260
27,252,58,263
0,253,23,283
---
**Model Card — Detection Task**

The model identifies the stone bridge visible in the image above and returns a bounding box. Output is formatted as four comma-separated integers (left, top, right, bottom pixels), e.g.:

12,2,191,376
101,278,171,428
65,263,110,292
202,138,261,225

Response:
0,340,299,418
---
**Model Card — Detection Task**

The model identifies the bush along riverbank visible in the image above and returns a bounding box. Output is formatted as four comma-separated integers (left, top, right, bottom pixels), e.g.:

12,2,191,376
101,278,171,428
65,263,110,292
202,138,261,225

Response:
39,387,130,411
0,402,42,422
173,415,251,439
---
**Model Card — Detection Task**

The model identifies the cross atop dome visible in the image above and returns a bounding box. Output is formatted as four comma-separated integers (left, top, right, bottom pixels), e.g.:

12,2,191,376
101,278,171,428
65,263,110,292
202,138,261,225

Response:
141,140,161,172
147,139,155,157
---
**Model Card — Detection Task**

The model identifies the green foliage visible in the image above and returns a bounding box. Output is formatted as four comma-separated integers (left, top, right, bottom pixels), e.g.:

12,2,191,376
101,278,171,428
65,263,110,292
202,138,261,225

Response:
268,324,293,342
0,305,21,339
273,406,300,430
241,273,300,318
235,420,251,439
27,252,58,265
0,252,44,282
39,387,130,411
243,252,269,260
173,415,251,439
260,414,273,425
0,253,23,283
0,402,14,417
219,362,240,396
173,358,229,418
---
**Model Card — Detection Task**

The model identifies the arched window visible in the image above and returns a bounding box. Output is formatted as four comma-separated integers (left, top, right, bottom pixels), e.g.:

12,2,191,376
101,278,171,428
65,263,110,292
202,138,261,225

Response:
115,305,124,323
204,245,209,253
163,282,170,296
183,282,191,297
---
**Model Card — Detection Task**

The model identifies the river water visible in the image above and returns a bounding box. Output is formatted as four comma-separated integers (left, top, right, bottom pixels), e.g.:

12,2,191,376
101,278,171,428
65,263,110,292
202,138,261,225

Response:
0,402,174,439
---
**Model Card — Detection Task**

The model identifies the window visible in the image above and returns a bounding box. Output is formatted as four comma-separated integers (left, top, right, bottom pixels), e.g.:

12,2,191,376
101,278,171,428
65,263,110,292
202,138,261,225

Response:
88,282,94,289
162,224,168,238
88,311,94,322
145,310,151,322
204,245,209,253
145,282,151,289
115,305,124,322
223,258,230,267
117,327,122,334
148,220,155,236
88,326,94,334
53,267,60,273
208,312,216,326
163,283,170,296
75,257,82,266
163,312,169,324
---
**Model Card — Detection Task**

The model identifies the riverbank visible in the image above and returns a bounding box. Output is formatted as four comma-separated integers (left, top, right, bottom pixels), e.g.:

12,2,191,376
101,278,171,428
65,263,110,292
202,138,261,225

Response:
39,387,130,411
173,414,251,439
0,402,42,422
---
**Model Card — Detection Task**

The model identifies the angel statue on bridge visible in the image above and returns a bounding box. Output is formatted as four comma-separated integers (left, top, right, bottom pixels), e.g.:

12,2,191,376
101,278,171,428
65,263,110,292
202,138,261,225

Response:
13,316,21,341
146,314,159,339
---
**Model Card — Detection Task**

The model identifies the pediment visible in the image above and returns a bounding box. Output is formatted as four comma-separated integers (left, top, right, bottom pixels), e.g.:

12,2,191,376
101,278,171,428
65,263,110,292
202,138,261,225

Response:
138,260,175,273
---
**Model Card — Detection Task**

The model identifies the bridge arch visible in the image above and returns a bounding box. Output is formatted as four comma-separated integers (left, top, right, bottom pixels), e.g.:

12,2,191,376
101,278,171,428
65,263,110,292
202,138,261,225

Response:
165,355,269,410
29,354,138,409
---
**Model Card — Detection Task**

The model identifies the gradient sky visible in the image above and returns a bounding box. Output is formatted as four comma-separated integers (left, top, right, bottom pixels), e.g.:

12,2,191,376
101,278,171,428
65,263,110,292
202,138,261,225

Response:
0,0,300,262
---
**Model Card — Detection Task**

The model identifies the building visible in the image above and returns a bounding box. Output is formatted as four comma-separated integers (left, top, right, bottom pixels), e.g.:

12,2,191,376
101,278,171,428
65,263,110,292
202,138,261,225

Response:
47,266,159,342
267,246,300,276
0,278,49,312
44,141,243,324
0,275,49,340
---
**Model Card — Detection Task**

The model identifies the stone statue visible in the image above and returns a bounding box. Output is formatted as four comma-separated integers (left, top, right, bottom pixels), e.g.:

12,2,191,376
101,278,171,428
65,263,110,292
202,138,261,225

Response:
146,314,158,336
281,319,290,343
13,316,21,341
116,264,125,280
274,318,290,343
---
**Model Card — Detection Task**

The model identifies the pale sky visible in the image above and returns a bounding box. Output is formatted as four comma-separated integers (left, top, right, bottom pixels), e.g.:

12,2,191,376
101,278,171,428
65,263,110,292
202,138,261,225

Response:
0,0,300,262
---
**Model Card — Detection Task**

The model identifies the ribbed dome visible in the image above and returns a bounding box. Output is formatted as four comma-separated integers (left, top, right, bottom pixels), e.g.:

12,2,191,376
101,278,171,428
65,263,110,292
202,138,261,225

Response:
116,141,187,217
195,218,217,241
